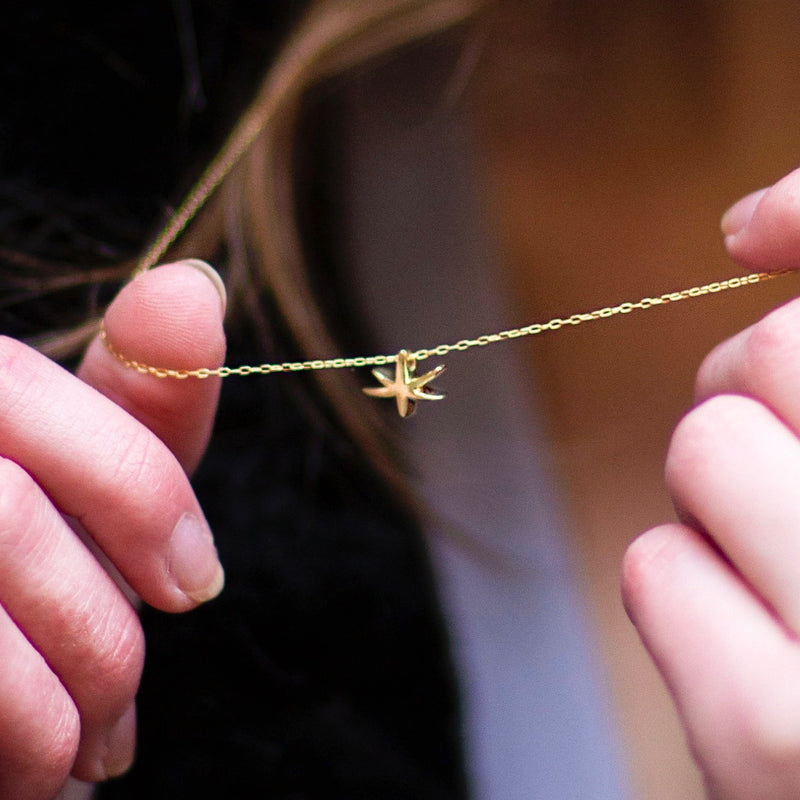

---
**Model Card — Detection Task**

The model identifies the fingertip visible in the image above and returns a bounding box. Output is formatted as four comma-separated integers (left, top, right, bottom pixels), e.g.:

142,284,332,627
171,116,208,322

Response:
721,187,767,239
105,260,227,371
721,187,770,268
167,513,225,608
101,703,137,780
176,259,227,317
721,167,800,270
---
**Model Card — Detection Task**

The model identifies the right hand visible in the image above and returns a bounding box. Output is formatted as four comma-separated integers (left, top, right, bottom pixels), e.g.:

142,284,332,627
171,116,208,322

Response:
622,168,800,798
0,260,227,798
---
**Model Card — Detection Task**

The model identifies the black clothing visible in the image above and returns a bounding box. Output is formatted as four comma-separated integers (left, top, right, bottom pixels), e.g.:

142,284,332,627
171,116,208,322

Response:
98,353,466,798
1,4,467,795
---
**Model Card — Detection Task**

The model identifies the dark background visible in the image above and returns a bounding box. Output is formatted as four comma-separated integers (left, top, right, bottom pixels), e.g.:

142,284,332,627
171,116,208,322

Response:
0,2,465,796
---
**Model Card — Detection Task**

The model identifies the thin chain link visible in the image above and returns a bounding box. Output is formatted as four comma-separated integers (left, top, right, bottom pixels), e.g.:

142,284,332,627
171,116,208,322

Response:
110,10,794,382
409,271,785,361
101,270,790,379
100,324,395,378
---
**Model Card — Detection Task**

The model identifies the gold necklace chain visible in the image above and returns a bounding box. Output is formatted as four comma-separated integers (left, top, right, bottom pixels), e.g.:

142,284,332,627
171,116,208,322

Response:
102,269,789,414
102,271,788,379
100,34,793,415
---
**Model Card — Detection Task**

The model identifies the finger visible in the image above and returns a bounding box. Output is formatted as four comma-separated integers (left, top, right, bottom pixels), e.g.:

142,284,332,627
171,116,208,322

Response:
78,259,227,476
0,602,79,800
722,167,800,271
623,523,800,799
665,393,800,633
695,296,800,432
0,337,223,611
0,457,142,783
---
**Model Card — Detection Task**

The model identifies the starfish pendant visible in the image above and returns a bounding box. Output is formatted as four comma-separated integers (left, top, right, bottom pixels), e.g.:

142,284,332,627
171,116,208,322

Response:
362,349,446,417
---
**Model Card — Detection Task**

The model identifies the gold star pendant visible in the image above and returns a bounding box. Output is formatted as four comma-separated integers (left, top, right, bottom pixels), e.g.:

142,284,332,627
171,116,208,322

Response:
362,349,446,417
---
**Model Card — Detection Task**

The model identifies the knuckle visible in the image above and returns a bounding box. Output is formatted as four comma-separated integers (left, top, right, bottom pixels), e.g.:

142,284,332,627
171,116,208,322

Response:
37,696,82,783
0,458,45,547
103,422,173,505
695,297,800,403
686,662,800,795
94,611,145,709
621,525,694,631
741,301,800,385
735,671,800,777
694,339,729,399
664,400,720,491
620,526,668,609
620,532,653,608
67,592,145,713
5,689,81,792
665,395,759,495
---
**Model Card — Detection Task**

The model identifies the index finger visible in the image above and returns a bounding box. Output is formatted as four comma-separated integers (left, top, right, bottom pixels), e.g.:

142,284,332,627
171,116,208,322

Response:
0,337,223,611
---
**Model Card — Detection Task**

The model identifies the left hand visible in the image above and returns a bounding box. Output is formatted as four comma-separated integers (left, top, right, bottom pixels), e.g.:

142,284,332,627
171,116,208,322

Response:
623,167,800,799
0,260,227,796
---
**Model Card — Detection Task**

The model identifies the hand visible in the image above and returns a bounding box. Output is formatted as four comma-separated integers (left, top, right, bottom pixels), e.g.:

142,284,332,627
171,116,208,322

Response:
623,167,800,799
0,260,226,798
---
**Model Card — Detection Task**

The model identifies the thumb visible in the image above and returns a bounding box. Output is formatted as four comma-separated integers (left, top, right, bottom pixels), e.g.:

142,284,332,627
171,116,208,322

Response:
78,259,227,475
721,167,800,271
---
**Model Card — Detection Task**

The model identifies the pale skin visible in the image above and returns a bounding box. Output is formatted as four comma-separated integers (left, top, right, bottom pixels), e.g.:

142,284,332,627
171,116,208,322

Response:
623,171,800,800
0,261,226,797
5,179,800,798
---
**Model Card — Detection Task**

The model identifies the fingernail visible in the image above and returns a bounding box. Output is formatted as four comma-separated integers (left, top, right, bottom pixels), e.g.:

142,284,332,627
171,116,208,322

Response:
168,513,225,603
720,187,768,240
102,703,136,779
181,259,227,317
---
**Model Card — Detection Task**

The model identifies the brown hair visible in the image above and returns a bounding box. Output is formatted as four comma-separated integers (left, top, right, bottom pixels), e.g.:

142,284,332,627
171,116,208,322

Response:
28,0,484,488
